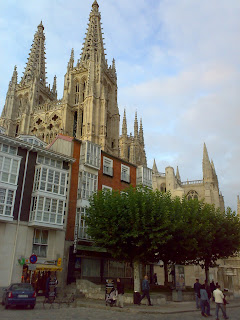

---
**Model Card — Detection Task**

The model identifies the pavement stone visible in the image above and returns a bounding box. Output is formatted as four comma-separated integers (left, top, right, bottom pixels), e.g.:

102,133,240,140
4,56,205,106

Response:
1,296,240,319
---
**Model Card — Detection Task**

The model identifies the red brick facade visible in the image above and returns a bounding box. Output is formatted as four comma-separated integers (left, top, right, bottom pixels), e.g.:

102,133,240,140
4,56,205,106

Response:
66,140,81,241
98,151,137,191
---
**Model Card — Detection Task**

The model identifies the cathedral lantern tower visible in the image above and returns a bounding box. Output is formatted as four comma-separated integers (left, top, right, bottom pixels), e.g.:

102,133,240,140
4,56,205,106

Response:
63,0,120,156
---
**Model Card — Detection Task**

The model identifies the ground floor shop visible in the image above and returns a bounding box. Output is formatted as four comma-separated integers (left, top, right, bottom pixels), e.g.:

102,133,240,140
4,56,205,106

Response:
21,263,62,295
67,244,134,285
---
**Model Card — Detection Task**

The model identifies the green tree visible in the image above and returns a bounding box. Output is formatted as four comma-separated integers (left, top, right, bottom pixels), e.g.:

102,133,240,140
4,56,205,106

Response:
190,204,240,282
157,196,200,285
85,186,173,291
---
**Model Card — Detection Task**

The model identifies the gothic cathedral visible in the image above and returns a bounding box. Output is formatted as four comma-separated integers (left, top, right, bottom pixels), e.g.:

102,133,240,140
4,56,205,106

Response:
0,1,147,166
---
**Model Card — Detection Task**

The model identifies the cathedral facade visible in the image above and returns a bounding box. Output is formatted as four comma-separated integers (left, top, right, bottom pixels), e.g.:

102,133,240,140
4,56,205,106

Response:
152,143,225,210
0,0,146,166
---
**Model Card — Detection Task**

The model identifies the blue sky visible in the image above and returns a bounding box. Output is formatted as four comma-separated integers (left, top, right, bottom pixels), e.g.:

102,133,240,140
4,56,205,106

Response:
0,0,240,210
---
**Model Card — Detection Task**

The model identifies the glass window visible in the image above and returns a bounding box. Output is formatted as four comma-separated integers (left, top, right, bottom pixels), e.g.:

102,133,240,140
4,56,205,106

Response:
0,154,20,185
121,164,130,183
33,165,67,196
29,195,64,225
77,207,91,240
32,229,48,257
0,187,15,217
103,156,113,176
85,142,101,168
79,171,97,200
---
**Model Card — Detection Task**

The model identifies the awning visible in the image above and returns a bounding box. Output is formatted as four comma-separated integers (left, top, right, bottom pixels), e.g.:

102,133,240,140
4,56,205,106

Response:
28,264,62,272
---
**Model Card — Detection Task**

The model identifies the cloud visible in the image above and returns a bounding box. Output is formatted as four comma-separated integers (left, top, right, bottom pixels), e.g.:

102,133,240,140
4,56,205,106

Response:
0,0,239,210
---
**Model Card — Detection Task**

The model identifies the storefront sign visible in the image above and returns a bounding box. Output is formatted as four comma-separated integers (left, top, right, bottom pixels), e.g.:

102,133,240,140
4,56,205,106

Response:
73,221,78,253
28,264,37,271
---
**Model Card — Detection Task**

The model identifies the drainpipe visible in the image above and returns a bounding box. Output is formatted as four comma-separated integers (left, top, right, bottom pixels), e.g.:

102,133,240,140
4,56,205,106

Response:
9,145,33,285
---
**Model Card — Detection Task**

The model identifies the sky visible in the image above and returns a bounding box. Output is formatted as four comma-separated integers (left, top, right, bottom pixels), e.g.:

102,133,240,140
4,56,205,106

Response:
0,0,240,210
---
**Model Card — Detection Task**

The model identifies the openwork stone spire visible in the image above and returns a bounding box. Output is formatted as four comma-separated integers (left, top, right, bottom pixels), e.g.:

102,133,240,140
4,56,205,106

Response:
20,21,47,86
139,118,144,143
122,109,127,136
80,1,106,64
152,159,159,175
176,166,181,181
134,111,138,138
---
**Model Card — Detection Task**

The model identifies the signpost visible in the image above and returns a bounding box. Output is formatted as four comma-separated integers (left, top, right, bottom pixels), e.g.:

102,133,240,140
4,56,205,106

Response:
30,254,38,264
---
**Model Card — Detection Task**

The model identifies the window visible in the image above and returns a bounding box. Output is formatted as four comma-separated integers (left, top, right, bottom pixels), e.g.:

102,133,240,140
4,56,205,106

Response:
103,156,113,176
30,196,65,225
33,166,67,196
187,190,198,200
79,171,98,199
76,207,90,240
121,164,130,183
0,144,17,155
86,142,101,168
0,187,15,217
102,185,112,192
32,229,48,257
0,154,20,185
36,155,62,169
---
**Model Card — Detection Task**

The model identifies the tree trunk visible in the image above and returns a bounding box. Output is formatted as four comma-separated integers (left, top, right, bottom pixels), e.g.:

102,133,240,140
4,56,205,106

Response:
205,263,209,284
164,261,168,286
133,261,141,292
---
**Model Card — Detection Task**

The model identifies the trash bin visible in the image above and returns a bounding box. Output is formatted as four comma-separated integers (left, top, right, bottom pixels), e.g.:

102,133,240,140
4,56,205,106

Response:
133,291,141,304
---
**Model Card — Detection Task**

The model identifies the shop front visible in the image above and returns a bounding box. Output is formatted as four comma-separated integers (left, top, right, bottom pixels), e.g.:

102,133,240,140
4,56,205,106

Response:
67,245,132,285
21,261,62,295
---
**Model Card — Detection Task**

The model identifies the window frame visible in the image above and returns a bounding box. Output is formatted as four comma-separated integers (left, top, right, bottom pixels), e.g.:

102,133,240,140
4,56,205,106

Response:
121,164,130,183
103,156,113,177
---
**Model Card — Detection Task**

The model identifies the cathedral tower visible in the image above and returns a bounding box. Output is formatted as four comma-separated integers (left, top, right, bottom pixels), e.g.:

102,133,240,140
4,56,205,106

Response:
0,22,57,137
62,0,120,156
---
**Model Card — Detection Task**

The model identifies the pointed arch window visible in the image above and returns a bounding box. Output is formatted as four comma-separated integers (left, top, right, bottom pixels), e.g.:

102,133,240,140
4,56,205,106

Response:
187,190,198,200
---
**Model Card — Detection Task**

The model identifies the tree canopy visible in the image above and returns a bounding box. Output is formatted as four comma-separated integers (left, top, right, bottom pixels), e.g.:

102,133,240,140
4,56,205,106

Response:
85,186,240,287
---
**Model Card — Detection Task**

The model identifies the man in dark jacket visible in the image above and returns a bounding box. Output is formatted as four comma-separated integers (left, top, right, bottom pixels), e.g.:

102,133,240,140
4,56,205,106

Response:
194,278,201,309
139,275,153,306
116,278,124,308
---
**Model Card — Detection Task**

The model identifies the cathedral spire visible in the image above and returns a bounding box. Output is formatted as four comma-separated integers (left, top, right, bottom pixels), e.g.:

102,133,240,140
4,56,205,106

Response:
134,111,138,138
68,48,74,70
122,109,127,136
202,143,214,181
52,75,57,96
20,21,47,86
80,1,106,65
152,159,159,175
176,166,181,181
139,118,144,143
10,65,18,88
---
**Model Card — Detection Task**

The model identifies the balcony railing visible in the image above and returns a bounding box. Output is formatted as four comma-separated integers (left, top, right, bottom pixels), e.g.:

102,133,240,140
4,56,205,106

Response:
181,179,203,186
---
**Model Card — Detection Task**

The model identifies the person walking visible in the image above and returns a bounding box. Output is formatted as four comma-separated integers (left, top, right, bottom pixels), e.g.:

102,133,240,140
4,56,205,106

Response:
139,275,153,306
213,285,229,320
116,278,124,308
194,278,201,309
210,280,216,301
200,284,211,317
153,273,158,285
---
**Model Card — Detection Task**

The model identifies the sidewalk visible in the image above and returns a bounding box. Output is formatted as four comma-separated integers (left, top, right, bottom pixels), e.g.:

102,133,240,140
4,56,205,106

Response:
36,296,240,315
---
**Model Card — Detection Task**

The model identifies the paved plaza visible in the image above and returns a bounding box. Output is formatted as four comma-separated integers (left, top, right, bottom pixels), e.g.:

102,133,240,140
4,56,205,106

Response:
1,300,240,320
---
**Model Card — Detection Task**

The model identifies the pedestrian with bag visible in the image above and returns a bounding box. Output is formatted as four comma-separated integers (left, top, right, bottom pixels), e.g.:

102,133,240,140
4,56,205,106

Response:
213,285,229,320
